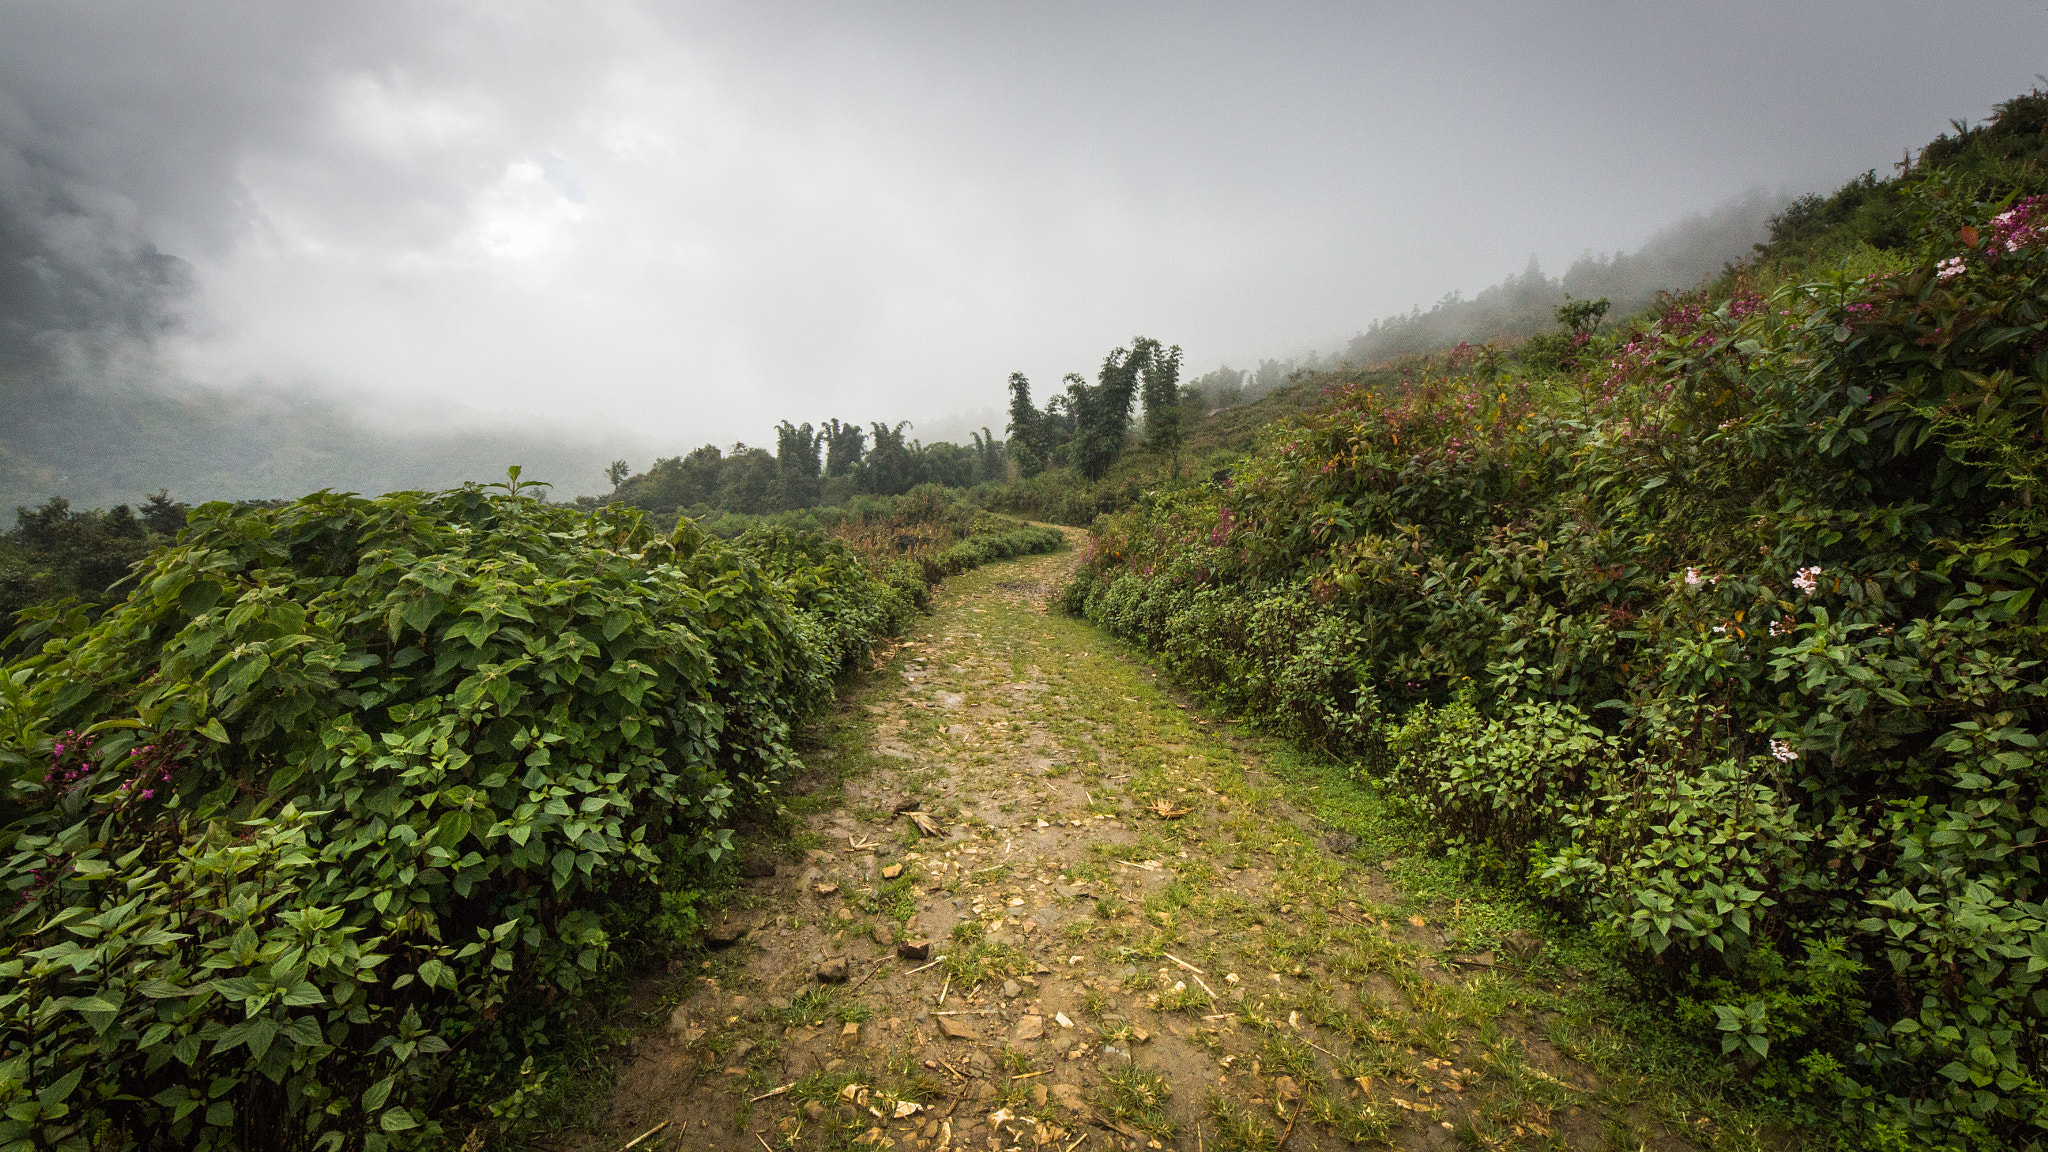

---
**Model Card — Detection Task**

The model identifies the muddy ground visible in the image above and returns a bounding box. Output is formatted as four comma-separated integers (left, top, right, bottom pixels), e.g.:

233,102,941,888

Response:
557,538,1713,1152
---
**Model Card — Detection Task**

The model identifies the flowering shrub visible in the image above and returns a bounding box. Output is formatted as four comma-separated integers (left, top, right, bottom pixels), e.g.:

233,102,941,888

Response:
0,482,911,1150
1066,181,2048,1147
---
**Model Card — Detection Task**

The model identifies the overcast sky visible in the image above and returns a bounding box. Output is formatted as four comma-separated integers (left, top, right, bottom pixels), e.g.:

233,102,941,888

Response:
3,1,2044,447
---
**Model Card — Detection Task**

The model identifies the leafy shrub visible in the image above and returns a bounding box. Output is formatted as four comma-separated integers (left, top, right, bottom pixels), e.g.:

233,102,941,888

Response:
0,481,885,1150
1067,176,2048,1147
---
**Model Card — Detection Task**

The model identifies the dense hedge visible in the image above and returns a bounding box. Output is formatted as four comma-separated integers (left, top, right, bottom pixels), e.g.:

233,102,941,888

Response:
0,483,913,1151
1066,179,2048,1148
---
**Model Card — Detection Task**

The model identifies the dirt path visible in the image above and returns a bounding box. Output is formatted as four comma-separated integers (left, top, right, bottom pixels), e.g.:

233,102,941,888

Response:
567,537,1699,1152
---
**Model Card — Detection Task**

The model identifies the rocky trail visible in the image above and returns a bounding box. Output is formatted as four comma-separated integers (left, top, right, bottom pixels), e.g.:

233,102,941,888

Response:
561,536,1715,1152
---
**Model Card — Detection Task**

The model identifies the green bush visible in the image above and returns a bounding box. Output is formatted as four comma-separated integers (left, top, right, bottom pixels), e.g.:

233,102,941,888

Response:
1067,178,2048,1147
0,481,887,1150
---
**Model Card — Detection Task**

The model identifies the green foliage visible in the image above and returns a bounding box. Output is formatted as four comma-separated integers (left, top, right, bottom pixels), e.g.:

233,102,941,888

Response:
1756,88,2048,273
0,479,899,1150
1065,176,2048,1146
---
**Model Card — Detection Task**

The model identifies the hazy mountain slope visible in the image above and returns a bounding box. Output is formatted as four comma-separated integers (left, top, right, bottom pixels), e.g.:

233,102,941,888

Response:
0,370,636,511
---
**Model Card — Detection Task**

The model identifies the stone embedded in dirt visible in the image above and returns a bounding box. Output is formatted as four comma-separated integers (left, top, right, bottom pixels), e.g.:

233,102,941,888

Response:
1001,979,1021,999
1014,1016,1045,1041
804,1101,827,1121
871,923,893,947
835,906,855,921
1456,951,1498,968
666,1005,691,1035
881,863,903,879
840,1021,862,1048
898,938,932,961
1504,928,1544,963
1051,1083,1086,1112
1054,1011,1073,1029
938,1016,979,1040
816,957,849,983
1274,1075,1301,1103
1030,1085,1049,1108
705,921,745,947
739,851,778,878
812,882,839,896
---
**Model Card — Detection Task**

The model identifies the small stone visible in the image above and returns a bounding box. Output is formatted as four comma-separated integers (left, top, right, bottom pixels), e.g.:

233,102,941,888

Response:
813,882,839,896
1014,1016,1045,1041
898,938,933,961
840,1020,862,1048
835,906,856,921
882,863,904,879
938,1016,979,1040
1030,1085,1049,1108
1274,1076,1301,1103
739,850,778,878
706,921,745,947
1002,979,1021,999
1054,1012,1073,1029
666,1005,692,1036
804,1101,827,1121
817,957,849,983
872,923,894,947
1504,929,1544,963
1051,1083,1087,1112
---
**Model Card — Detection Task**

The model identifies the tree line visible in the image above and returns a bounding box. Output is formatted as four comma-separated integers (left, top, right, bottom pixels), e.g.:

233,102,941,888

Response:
602,333,1193,517
600,419,1010,516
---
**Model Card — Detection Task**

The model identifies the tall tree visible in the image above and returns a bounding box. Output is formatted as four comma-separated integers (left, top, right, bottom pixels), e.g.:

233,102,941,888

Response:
969,428,1005,483
822,418,866,478
861,421,916,495
1066,338,1153,480
772,421,822,509
1140,341,1187,477
1005,372,1045,477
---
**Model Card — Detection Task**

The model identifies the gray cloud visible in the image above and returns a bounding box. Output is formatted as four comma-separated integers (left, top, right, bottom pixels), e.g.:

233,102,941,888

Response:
2,1,2044,473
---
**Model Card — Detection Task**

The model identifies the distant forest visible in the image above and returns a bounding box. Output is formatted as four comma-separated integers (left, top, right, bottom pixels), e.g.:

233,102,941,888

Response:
1340,188,1786,364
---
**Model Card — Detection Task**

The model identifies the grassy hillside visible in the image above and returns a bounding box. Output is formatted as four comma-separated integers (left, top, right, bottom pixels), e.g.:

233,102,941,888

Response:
1062,96,2048,1150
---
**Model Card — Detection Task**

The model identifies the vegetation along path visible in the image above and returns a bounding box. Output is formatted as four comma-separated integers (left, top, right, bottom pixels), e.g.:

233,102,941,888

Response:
570,537,1723,1152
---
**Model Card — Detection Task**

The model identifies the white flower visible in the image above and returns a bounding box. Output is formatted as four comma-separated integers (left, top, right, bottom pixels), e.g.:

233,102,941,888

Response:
1793,566,1821,595
1685,567,1704,588
1769,619,1789,636
1937,256,1966,280
1770,740,1798,763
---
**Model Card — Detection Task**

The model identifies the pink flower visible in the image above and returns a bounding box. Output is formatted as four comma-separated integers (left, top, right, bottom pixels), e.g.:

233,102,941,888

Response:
1770,740,1797,763
1937,256,1966,280
1793,566,1821,595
